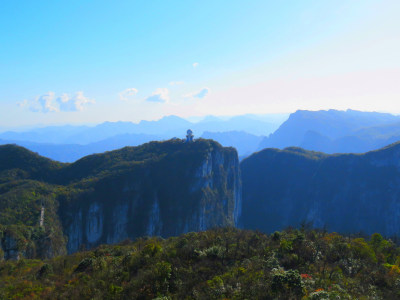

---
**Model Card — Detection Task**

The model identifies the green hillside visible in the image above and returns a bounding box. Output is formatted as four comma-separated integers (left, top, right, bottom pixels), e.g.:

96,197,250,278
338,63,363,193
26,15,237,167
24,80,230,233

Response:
0,139,240,258
0,145,63,182
1,228,400,299
241,141,400,237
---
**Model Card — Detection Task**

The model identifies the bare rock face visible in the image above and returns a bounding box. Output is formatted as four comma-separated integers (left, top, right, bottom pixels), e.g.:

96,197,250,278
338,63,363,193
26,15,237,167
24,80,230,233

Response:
60,140,242,253
1,233,21,260
241,142,400,237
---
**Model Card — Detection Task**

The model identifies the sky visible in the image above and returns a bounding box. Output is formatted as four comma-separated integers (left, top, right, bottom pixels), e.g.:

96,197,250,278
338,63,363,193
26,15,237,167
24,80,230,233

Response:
0,0,399,127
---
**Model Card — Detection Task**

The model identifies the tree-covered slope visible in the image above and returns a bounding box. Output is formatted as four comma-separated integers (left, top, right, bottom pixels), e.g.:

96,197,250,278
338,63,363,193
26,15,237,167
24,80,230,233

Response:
0,139,241,259
57,139,221,183
0,145,63,182
241,141,400,237
0,180,68,260
1,228,400,299
0,146,68,259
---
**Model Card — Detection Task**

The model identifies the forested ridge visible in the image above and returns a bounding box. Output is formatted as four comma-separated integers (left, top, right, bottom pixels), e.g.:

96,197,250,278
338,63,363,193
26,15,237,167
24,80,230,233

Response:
0,140,239,258
240,141,400,237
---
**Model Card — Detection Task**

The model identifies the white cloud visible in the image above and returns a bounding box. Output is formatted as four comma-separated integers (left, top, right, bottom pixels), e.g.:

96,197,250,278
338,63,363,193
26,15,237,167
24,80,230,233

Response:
18,91,94,113
145,88,170,103
169,81,184,86
35,92,58,113
183,87,210,99
119,88,138,101
192,62,199,68
57,91,95,112
37,92,58,113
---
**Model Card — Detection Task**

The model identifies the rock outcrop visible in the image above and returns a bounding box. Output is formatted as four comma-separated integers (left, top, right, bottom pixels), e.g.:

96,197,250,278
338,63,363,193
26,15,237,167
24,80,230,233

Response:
0,232,21,260
58,139,241,253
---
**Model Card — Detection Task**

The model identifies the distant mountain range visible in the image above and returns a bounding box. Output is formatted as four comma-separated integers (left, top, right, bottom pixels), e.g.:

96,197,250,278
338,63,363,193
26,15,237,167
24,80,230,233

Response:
0,133,159,162
259,109,400,153
201,131,264,158
2,110,400,162
0,114,281,145
0,114,283,161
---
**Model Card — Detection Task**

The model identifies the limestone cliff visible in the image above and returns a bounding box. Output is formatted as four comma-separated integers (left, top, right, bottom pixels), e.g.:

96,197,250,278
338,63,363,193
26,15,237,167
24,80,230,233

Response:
241,142,400,237
58,139,241,253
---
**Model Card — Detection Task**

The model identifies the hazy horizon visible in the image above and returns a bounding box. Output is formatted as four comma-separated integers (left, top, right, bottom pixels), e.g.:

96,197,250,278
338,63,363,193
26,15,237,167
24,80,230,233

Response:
2,108,400,133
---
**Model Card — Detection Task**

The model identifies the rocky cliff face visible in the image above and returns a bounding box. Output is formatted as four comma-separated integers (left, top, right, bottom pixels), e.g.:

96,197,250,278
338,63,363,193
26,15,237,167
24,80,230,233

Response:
59,139,241,253
241,142,400,237
1,232,21,260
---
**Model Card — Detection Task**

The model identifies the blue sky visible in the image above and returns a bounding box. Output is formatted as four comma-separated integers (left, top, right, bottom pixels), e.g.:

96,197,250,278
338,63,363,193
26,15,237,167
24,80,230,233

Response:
1,0,399,127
